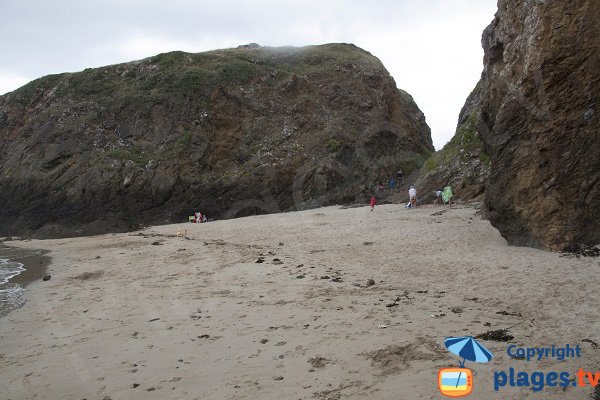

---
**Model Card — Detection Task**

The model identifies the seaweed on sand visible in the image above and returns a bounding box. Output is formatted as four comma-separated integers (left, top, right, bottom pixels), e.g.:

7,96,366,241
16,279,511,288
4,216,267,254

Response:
475,329,514,342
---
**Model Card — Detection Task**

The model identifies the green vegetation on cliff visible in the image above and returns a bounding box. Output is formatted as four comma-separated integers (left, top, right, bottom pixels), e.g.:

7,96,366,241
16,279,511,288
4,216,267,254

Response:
423,109,487,173
415,83,489,202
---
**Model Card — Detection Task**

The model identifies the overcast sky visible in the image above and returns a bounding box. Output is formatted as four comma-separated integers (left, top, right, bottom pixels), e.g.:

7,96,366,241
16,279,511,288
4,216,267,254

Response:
1,0,497,149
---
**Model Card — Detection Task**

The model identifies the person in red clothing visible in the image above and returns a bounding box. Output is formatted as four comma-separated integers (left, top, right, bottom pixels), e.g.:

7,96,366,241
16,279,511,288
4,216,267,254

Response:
370,196,376,212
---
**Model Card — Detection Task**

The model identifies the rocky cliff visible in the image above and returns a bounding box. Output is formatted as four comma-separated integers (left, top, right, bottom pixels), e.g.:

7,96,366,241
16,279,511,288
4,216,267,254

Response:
415,82,490,204
477,0,600,250
0,43,433,238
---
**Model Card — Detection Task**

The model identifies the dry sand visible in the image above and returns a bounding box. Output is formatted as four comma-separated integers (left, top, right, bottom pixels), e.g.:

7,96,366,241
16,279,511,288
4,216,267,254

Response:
0,204,598,399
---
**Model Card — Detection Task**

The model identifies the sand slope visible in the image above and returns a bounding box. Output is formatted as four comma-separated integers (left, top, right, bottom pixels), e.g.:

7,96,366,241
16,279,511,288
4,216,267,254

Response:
1,204,598,399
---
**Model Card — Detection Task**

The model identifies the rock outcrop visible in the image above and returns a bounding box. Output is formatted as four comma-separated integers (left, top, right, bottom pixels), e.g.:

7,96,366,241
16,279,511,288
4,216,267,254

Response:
415,82,490,204
477,1,600,250
0,44,433,238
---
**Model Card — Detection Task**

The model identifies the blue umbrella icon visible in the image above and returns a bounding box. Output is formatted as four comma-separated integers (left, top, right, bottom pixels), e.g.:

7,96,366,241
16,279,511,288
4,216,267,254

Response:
444,336,493,388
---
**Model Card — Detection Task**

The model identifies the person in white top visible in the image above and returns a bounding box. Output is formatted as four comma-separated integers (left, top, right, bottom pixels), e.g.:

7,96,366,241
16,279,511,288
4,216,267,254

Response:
435,189,442,205
408,186,417,208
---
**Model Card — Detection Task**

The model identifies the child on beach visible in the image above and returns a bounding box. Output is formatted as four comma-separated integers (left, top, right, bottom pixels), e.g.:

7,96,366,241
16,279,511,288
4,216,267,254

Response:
370,196,376,212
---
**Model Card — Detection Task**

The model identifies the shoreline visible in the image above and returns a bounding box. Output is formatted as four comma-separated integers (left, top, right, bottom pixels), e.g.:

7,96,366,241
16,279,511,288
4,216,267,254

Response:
0,245,51,317
0,245,51,287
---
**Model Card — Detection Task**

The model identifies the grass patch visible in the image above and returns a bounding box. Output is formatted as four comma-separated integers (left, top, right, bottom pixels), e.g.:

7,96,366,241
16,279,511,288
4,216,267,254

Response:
397,157,424,178
103,147,147,167
9,43,381,109
11,73,66,104
479,152,490,166
176,131,193,147
422,156,439,173
326,138,341,153
418,107,489,175
151,51,187,67
434,109,488,166
248,143,261,154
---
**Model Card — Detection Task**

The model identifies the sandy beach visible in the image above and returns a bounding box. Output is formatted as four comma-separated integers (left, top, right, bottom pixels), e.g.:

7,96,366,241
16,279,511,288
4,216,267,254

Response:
0,204,598,399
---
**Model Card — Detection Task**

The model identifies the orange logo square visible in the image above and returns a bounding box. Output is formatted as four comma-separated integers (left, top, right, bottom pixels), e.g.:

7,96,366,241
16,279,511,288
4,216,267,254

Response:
438,367,473,397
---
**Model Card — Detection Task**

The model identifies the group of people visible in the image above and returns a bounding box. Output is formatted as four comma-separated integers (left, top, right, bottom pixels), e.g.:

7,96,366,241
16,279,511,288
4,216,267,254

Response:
192,211,208,223
369,180,454,212
435,186,454,206
405,185,453,208
370,180,392,211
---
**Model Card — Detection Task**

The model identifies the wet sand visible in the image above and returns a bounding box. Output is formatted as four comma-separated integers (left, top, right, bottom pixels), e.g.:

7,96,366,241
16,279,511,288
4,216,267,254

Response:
0,204,598,399
0,245,50,287
0,245,50,317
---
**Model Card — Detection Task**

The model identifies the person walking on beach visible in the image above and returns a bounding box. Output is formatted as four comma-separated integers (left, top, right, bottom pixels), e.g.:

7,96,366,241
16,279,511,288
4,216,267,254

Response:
389,177,396,190
370,196,377,212
376,182,385,199
442,185,453,206
397,170,403,189
408,185,417,208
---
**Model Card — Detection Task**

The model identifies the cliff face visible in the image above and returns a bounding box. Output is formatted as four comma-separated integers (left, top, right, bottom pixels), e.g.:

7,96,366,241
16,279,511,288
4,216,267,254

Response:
415,82,490,204
477,1,600,250
0,44,433,238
